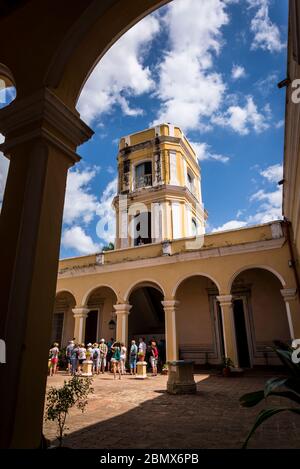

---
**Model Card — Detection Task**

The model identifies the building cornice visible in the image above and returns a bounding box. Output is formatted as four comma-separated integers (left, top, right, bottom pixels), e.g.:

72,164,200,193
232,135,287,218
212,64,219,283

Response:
58,237,285,279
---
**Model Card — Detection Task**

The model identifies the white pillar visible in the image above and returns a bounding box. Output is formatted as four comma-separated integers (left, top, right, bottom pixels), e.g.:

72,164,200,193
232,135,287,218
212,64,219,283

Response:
72,307,89,344
216,295,239,367
281,288,300,340
114,304,132,347
162,300,179,362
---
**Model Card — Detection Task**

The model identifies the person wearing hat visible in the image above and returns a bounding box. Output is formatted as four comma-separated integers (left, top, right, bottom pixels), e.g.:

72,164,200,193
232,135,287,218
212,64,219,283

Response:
92,342,100,374
99,338,108,374
77,343,86,374
86,343,93,360
66,339,75,375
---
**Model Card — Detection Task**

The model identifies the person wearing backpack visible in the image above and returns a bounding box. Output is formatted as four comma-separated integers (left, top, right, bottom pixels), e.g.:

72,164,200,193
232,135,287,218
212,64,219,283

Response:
99,338,108,374
129,339,138,375
111,341,121,380
92,342,100,375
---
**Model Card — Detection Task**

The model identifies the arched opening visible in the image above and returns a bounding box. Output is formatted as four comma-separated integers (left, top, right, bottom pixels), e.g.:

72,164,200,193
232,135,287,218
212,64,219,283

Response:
230,268,290,367
85,286,117,344
128,282,165,349
0,63,16,109
53,291,76,347
175,275,222,366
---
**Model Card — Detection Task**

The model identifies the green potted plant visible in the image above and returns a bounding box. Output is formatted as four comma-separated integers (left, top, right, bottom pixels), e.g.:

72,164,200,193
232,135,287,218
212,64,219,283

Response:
45,375,94,448
161,363,168,375
137,351,145,362
222,357,234,377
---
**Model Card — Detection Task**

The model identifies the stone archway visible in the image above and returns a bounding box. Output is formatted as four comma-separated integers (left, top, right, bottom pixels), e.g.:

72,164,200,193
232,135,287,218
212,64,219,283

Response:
128,282,165,352
174,275,221,366
85,286,118,344
230,268,291,367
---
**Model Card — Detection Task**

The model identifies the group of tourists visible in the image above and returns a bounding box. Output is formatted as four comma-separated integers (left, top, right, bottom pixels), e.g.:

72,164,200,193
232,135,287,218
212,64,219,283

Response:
48,336,165,380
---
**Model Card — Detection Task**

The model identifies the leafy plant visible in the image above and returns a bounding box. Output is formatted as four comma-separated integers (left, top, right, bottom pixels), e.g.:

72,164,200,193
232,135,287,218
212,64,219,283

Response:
240,341,300,448
45,375,94,447
102,242,114,251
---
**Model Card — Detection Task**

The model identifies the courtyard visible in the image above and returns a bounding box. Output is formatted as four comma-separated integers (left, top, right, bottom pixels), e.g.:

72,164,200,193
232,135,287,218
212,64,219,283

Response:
43,370,299,449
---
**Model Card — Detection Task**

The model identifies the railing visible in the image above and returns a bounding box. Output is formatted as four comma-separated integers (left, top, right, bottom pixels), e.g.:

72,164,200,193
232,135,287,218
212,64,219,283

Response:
135,174,152,189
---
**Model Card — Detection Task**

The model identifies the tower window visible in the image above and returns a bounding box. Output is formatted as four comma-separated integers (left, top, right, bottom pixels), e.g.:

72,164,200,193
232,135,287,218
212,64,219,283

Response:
135,161,152,189
187,171,195,195
191,218,198,236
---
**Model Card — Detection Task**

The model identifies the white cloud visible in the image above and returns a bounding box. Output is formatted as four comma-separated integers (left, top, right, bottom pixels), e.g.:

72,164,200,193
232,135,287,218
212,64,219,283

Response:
212,162,282,232
255,72,278,96
96,177,117,244
247,0,285,53
213,96,271,135
260,163,282,183
213,220,247,231
62,226,100,255
63,167,99,225
231,64,246,80
191,141,229,163
275,120,284,129
107,165,116,175
77,15,160,125
152,0,229,132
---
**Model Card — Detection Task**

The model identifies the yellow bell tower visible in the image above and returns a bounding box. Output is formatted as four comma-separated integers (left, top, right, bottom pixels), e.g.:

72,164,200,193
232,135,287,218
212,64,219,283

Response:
113,124,207,249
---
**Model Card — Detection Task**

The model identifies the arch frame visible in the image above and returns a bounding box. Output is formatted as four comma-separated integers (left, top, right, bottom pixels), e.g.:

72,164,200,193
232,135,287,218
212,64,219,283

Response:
46,0,171,107
124,278,166,303
228,264,287,293
172,272,221,298
81,284,118,307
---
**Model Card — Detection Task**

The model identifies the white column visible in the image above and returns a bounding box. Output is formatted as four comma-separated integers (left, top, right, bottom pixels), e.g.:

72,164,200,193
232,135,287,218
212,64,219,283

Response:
162,300,179,362
114,304,132,347
72,307,89,344
281,288,300,339
169,150,178,185
171,202,181,239
182,158,188,187
216,295,239,367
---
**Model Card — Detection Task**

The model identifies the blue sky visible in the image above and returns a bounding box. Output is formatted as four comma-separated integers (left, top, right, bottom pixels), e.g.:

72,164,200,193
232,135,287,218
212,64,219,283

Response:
0,0,289,258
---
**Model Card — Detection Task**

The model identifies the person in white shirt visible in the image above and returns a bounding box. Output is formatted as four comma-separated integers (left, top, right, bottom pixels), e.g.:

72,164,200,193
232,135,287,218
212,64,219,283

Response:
120,342,127,375
77,343,86,374
138,337,146,360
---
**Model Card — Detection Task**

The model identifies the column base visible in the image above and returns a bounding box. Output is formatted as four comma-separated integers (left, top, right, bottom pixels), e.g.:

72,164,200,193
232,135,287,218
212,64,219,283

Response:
167,360,197,395
81,360,93,377
136,361,147,379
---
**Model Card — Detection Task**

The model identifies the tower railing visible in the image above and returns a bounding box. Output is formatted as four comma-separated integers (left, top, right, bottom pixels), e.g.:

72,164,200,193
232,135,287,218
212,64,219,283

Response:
135,174,152,189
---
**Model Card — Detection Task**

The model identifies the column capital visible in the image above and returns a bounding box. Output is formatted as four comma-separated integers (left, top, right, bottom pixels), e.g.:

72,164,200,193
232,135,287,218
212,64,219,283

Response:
0,88,93,163
216,295,233,307
72,307,89,319
281,288,298,302
161,300,179,310
113,304,132,314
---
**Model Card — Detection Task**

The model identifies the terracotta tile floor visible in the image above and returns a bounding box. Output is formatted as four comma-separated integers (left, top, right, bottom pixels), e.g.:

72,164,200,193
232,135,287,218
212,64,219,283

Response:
43,370,299,449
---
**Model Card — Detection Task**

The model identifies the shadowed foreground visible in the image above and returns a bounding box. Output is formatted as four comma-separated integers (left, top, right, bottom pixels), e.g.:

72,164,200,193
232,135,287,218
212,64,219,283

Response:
43,371,299,449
